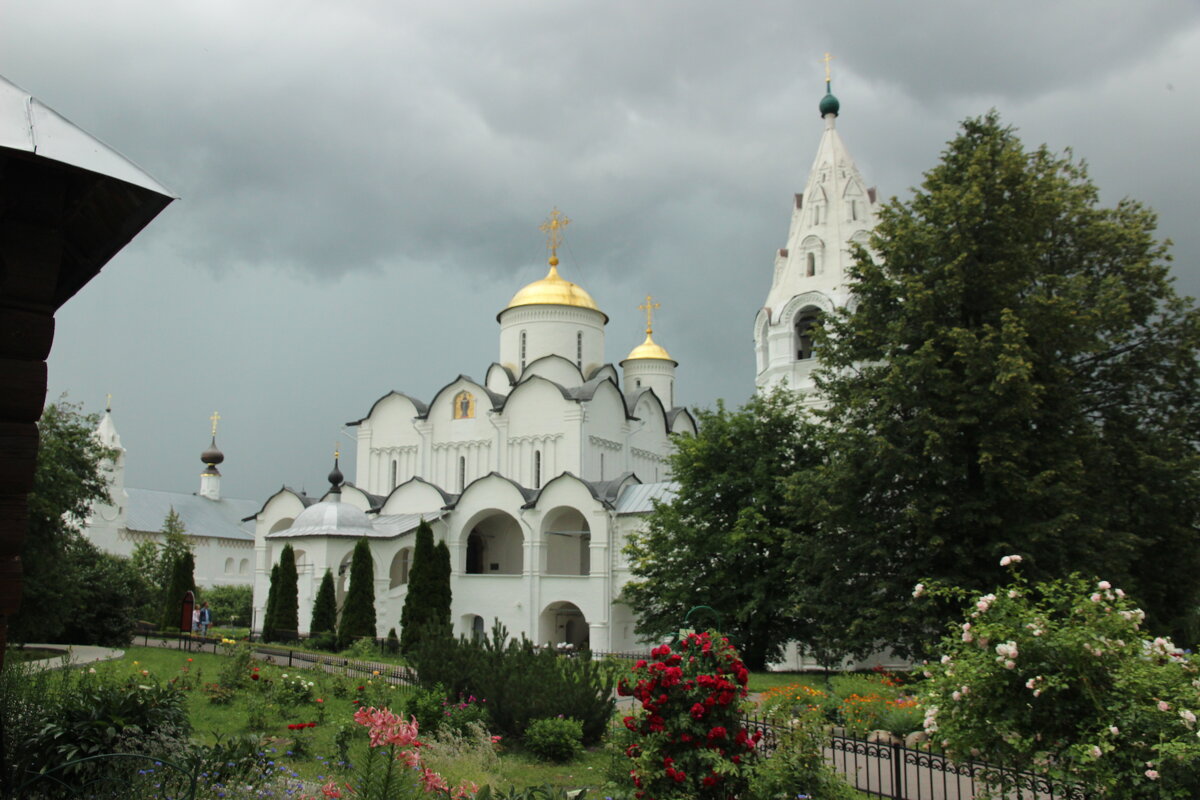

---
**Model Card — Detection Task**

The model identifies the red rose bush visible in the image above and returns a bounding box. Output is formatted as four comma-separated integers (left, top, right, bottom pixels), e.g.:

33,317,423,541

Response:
617,631,760,799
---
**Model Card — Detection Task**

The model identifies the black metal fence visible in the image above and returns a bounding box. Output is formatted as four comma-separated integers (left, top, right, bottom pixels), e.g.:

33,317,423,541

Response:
740,715,1094,800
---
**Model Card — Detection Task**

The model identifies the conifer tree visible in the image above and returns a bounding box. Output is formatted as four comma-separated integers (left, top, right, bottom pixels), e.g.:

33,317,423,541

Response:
399,520,436,653
309,568,338,644
275,544,299,641
262,563,280,642
160,551,196,631
797,112,1200,659
433,539,452,633
337,538,377,650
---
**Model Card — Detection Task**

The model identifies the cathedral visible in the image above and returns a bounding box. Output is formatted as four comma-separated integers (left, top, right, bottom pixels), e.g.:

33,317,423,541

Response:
247,210,697,651
89,76,881,655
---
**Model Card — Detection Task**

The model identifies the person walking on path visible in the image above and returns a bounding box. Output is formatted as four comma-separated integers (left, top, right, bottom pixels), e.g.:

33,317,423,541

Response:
198,601,213,637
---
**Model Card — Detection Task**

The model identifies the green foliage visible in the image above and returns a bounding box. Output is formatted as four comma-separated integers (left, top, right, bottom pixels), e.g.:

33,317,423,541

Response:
129,509,193,622
272,672,316,707
522,717,583,763
338,538,378,650
434,539,452,629
623,390,823,670
798,112,1200,660
400,520,447,653
11,401,138,645
748,717,860,800
275,544,300,641
216,639,255,689
0,659,191,792
386,627,401,654
919,565,1200,797
201,584,253,627
262,563,280,642
159,546,196,631
412,620,616,744
616,631,759,800
406,684,491,738
310,569,338,639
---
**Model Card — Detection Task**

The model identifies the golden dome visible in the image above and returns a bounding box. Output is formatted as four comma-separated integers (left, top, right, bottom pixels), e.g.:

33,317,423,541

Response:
504,261,603,315
625,331,673,362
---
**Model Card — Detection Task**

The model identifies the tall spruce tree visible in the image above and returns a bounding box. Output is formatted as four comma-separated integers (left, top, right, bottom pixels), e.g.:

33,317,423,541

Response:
310,569,338,643
262,563,280,642
160,551,196,631
433,539,452,634
795,113,1200,659
399,520,437,653
338,538,377,650
275,544,299,641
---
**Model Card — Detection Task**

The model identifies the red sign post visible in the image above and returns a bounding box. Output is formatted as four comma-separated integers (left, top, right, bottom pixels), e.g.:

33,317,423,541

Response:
180,590,195,634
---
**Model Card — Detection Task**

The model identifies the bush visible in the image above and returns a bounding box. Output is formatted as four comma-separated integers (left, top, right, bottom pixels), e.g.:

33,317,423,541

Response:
523,717,582,762
217,640,255,689
616,630,760,800
412,620,616,744
0,661,191,793
406,684,490,738
201,585,253,627
748,715,860,800
918,563,1200,798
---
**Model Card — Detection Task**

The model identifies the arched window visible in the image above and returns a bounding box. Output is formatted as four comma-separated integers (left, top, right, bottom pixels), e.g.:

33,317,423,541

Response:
850,199,858,221
459,456,466,492
813,204,821,225
600,453,605,480
534,450,542,489
806,252,816,277
576,331,583,369
390,459,398,489
795,309,821,360
239,558,249,575
224,557,234,574
519,330,527,370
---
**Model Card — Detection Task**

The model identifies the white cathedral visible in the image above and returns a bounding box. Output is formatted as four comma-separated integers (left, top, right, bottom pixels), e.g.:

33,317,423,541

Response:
89,78,882,656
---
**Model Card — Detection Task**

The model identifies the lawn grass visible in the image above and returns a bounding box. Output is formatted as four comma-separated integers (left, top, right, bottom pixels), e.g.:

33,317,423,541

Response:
115,646,615,792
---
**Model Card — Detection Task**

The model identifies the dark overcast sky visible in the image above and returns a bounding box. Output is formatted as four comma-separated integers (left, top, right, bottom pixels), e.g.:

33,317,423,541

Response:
6,0,1198,502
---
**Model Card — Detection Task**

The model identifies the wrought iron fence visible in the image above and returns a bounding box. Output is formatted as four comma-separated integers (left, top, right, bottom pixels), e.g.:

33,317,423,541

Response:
740,715,1094,800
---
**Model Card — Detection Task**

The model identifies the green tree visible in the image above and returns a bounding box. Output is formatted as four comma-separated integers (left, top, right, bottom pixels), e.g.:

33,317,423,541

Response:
159,551,196,631
10,401,118,643
399,520,437,653
309,569,338,644
262,563,280,642
130,508,192,621
274,544,299,641
623,390,824,670
799,113,1200,660
433,539,452,633
338,538,377,650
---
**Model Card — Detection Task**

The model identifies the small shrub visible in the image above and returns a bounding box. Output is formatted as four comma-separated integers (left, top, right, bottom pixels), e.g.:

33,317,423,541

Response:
217,640,254,689
202,682,237,705
272,673,316,707
748,714,859,800
346,636,381,660
878,696,923,736
523,717,582,762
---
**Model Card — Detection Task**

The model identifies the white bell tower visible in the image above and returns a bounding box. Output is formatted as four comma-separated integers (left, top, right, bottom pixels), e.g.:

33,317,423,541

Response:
754,60,879,402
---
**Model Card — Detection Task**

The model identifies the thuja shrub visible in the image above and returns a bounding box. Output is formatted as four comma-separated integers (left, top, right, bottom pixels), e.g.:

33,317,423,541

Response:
413,620,616,744
918,557,1200,798
616,630,760,799
523,717,583,763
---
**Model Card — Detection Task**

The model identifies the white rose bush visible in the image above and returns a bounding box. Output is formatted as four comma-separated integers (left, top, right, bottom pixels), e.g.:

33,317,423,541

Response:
917,556,1200,798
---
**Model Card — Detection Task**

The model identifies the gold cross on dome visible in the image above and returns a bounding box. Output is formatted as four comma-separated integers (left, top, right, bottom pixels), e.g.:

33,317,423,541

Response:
210,411,221,437
334,446,340,461
822,52,834,83
539,208,571,261
106,393,112,412
638,294,661,334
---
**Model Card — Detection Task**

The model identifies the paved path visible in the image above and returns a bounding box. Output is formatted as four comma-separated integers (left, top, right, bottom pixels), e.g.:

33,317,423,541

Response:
14,643,125,668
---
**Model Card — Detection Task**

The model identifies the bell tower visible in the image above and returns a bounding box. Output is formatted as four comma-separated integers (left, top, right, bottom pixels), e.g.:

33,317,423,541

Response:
754,58,879,402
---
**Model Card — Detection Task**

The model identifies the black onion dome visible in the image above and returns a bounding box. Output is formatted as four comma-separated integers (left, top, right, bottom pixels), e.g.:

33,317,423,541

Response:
328,457,344,491
201,436,224,467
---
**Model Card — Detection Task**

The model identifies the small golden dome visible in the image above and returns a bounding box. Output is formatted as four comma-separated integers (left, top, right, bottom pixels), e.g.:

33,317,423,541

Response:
625,331,673,361
504,264,602,314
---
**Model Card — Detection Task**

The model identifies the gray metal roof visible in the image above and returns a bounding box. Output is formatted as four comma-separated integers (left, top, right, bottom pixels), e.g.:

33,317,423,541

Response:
372,511,445,537
614,481,678,514
0,75,174,196
125,488,257,541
